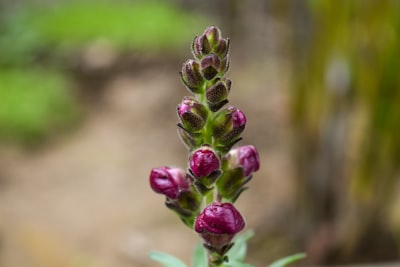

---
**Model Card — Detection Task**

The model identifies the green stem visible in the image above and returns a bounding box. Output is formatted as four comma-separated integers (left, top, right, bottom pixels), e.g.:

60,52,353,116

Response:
207,251,225,267
205,189,214,205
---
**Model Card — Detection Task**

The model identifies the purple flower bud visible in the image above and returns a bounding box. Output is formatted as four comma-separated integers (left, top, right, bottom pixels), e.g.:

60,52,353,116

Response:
195,202,245,250
191,26,230,63
178,96,208,132
212,106,246,139
204,26,221,47
231,106,246,129
227,145,260,177
192,34,212,59
189,146,220,178
180,59,205,93
201,54,220,80
214,38,230,59
206,79,231,111
149,167,189,199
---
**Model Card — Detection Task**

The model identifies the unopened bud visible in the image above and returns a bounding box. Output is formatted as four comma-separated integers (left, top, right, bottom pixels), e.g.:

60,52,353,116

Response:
204,26,221,48
217,146,259,201
180,59,205,93
149,167,189,199
214,38,230,59
201,54,220,80
192,34,212,59
206,79,231,111
178,96,208,132
212,106,246,139
227,145,260,177
195,202,245,253
189,146,220,178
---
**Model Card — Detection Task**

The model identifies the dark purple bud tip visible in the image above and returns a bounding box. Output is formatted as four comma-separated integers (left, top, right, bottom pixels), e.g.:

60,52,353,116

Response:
195,202,245,249
150,167,189,199
201,54,220,80
181,59,205,93
227,145,260,176
189,146,220,178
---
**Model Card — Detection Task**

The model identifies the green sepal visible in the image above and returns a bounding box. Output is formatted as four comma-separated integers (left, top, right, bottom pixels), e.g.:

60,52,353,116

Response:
190,169,221,196
164,190,201,228
194,180,214,195
177,125,204,151
216,167,252,202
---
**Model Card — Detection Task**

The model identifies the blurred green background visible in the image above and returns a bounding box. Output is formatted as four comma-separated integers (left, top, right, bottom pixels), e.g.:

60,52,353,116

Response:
0,0,399,266
0,0,206,146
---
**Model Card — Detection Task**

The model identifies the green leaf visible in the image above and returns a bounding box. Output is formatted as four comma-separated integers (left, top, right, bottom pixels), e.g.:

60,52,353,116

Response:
148,251,188,267
268,253,306,267
226,230,254,262
192,243,207,267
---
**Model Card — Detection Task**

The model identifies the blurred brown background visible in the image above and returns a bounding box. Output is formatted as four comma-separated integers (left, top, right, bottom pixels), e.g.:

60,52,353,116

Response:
0,0,399,266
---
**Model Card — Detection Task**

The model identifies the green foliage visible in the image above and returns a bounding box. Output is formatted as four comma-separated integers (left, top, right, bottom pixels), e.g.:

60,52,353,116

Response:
226,230,254,262
291,0,400,260
192,242,208,267
0,12,42,67
0,1,207,146
149,251,188,267
268,253,306,267
149,231,305,267
0,0,207,63
0,69,79,145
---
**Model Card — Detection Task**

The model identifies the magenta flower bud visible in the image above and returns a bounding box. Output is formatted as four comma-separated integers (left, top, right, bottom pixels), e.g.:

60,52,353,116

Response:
149,167,189,199
227,145,260,177
195,202,245,251
200,54,221,80
217,146,259,201
206,79,231,111
212,107,246,152
230,107,246,128
180,59,205,93
213,106,246,138
177,96,208,132
189,146,220,178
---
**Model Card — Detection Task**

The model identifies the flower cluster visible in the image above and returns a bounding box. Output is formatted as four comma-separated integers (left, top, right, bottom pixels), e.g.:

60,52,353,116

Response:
149,26,260,266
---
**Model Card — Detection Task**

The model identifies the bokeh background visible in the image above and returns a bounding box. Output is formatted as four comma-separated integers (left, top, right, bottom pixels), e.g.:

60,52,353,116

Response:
1,0,399,266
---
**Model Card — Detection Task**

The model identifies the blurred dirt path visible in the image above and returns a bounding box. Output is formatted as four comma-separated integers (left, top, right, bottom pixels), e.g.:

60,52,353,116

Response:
0,62,294,267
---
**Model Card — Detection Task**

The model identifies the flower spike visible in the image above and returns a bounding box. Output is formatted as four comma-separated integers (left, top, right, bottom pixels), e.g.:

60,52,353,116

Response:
149,26,266,267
